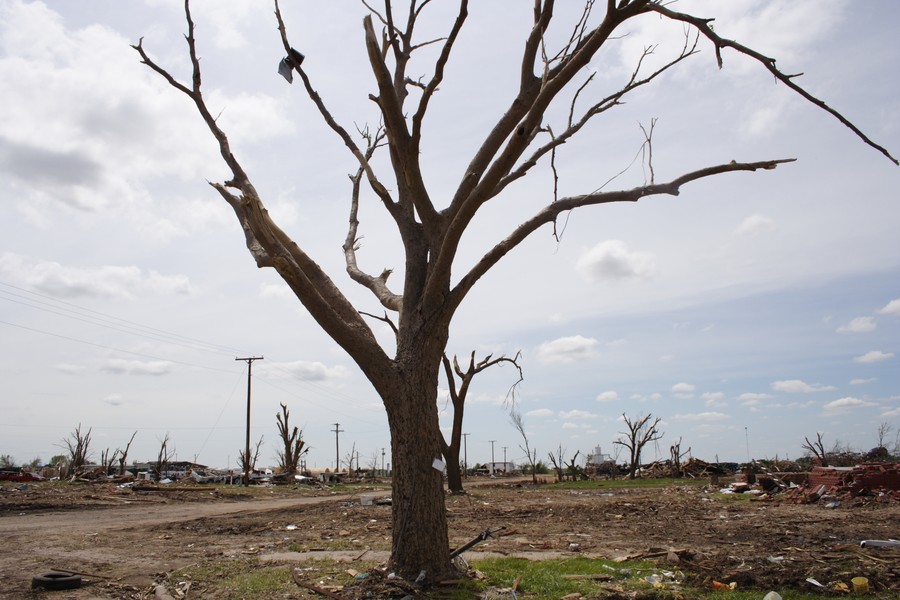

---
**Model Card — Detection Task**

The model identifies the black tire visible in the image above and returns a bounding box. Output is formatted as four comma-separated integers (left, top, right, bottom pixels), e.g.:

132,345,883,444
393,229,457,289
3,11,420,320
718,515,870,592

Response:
31,572,82,590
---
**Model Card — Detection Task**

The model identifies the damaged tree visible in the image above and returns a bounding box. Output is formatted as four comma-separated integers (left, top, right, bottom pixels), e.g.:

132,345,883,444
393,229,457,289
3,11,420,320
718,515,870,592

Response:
440,351,522,493
134,0,896,581
239,436,264,480
615,413,663,479
275,403,308,476
62,423,92,478
803,432,829,467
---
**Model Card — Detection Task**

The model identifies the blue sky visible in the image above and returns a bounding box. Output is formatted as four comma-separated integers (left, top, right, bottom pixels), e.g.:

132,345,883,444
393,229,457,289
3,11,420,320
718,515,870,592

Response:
1,1,898,471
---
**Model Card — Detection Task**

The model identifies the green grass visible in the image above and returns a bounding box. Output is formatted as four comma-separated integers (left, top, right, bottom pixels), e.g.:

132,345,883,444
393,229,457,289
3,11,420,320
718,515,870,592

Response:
174,560,295,598
470,556,656,598
468,557,857,600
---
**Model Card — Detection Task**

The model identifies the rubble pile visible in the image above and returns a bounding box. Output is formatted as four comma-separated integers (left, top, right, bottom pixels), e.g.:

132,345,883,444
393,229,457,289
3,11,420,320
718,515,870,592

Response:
787,463,900,504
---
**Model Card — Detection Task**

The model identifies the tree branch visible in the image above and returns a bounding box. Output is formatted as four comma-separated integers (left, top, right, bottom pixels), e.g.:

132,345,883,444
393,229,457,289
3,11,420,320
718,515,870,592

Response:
650,3,898,166
449,157,795,310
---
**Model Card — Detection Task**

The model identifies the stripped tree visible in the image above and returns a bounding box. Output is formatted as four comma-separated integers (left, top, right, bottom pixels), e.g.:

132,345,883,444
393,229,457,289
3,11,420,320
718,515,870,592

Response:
134,0,896,581
440,351,522,493
614,413,663,479
275,403,308,476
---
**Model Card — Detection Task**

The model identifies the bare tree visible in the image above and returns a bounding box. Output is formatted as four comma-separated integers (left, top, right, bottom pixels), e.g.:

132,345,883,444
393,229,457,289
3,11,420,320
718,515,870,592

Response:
510,410,538,485
548,446,563,482
669,437,690,476
152,433,174,482
116,431,138,476
802,432,828,467
875,422,893,449
565,450,583,481
133,0,896,580
238,436,264,482
614,413,663,479
275,403,308,476
62,423,92,478
439,351,522,494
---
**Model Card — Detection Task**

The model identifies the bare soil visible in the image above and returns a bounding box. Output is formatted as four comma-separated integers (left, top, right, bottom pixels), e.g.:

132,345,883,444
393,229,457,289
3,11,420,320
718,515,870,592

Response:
0,479,897,599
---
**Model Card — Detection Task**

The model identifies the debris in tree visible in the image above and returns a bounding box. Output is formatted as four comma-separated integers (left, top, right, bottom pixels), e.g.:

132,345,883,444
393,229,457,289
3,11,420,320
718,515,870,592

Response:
278,47,305,83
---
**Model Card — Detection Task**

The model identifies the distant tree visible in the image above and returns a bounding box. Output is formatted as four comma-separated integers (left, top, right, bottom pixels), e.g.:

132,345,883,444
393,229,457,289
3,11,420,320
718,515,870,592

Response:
62,423,92,477
0,455,14,469
275,403,308,476
238,436,264,484
152,433,174,482
440,351,522,494
564,450,584,481
614,413,663,479
802,432,828,467
511,410,538,484
875,422,893,449
116,431,138,476
669,437,690,476
26,457,43,470
548,445,567,482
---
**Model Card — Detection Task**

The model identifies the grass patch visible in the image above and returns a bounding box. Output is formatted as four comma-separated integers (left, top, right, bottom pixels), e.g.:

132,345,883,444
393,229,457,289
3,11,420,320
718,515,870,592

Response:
471,556,653,598
470,557,837,600
175,559,295,599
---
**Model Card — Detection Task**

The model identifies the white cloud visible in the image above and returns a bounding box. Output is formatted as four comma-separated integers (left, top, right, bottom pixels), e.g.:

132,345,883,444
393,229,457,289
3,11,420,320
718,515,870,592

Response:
257,360,347,381
823,396,877,415
671,412,729,422
259,283,292,299
878,299,900,316
526,408,554,418
836,316,876,334
739,392,773,406
853,350,894,364
559,409,597,420
701,392,726,408
103,393,124,406
596,390,618,403
849,378,876,385
55,363,86,375
536,335,599,364
561,422,580,430
672,382,695,393
881,407,900,418
101,359,173,376
575,240,656,283
735,213,776,236
0,252,194,300
771,379,836,393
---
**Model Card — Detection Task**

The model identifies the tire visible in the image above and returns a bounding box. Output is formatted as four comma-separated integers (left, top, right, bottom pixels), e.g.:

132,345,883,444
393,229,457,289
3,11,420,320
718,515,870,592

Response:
31,572,82,590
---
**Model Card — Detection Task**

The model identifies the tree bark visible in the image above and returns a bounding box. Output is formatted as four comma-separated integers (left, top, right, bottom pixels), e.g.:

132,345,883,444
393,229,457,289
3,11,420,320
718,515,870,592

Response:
383,362,452,581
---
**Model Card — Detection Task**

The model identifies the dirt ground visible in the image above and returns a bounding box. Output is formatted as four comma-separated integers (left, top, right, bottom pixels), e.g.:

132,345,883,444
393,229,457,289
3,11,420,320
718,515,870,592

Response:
1,478,897,599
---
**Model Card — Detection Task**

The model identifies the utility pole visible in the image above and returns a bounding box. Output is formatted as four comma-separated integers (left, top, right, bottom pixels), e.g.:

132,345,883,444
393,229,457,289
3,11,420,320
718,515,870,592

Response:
462,433,470,479
332,423,344,471
489,440,496,475
381,447,385,476
503,446,508,472
235,356,263,486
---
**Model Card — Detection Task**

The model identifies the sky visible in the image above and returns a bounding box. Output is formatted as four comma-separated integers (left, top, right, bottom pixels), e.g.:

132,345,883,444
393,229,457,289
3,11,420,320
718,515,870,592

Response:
1,0,898,472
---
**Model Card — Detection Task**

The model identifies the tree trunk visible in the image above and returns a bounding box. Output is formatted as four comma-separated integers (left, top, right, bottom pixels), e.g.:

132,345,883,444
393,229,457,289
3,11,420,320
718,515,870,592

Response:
383,366,453,581
442,440,464,494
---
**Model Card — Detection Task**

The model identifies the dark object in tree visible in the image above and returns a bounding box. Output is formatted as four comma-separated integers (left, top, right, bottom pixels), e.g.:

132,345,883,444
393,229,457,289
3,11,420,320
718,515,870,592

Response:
277,47,305,83
132,0,897,583
614,413,663,479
